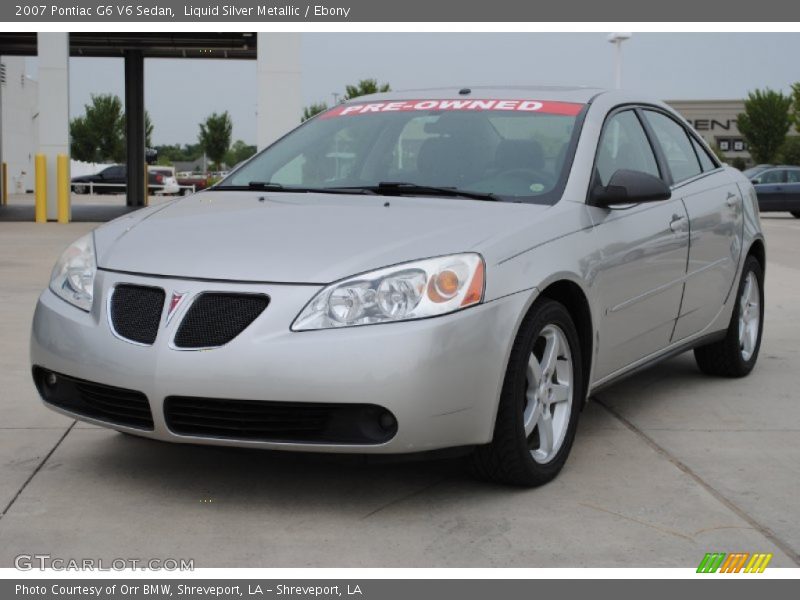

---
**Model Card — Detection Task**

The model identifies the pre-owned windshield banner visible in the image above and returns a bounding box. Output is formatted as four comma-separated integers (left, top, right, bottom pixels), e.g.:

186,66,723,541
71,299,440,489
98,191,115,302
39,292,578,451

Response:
2,0,799,21
320,99,585,118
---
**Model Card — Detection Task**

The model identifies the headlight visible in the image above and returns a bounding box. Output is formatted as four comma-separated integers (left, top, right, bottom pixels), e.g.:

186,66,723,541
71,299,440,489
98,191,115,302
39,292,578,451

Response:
292,253,485,331
49,233,96,312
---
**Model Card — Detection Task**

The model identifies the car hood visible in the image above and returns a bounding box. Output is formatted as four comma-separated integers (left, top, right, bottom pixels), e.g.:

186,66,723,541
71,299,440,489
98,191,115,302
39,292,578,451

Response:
94,191,547,283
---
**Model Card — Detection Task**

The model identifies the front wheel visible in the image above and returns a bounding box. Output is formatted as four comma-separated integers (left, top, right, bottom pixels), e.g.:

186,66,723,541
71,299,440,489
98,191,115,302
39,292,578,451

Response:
471,298,584,486
694,255,764,377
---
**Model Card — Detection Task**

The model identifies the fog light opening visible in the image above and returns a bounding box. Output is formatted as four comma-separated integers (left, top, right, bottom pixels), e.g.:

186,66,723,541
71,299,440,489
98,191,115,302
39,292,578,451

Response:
378,411,397,432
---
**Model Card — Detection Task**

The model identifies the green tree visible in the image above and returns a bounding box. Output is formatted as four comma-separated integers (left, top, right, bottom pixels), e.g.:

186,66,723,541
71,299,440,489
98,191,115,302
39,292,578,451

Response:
790,82,800,132
301,102,329,122
224,139,257,167
778,137,800,166
737,89,792,164
198,111,233,170
70,93,154,162
344,78,391,100
70,94,125,162
154,143,203,163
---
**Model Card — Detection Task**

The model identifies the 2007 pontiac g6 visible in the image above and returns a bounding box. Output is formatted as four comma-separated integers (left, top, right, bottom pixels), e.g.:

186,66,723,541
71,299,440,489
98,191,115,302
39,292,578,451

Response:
31,87,765,485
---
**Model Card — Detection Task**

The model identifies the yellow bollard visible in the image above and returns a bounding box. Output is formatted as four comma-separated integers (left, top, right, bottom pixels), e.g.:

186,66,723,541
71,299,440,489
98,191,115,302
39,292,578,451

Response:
35,154,47,223
1,162,7,206
56,154,70,223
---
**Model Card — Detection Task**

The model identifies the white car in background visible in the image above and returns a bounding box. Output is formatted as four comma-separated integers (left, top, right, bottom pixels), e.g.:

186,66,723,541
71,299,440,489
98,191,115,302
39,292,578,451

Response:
147,166,180,195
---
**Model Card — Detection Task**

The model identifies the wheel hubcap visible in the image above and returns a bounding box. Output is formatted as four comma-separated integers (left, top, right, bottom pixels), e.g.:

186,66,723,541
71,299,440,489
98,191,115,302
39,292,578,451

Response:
523,324,574,464
738,272,760,362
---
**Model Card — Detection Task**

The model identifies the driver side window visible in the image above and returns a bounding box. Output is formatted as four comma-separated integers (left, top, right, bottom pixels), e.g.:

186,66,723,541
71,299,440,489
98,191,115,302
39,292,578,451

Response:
596,110,660,187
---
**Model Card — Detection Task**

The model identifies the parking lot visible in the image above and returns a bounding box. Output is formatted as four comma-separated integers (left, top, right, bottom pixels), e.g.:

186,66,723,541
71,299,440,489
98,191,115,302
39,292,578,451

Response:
0,213,798,568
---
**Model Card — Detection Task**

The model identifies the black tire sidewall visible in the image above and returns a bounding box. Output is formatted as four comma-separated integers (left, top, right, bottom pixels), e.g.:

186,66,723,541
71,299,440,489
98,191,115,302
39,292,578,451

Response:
729,256,765,373
506,299,584,480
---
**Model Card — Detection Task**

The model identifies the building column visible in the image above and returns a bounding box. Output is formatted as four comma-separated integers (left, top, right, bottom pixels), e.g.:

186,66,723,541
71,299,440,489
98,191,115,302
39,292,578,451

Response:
0,59,4,202
256,33,302,151
37,33,70,220
124,50,145,207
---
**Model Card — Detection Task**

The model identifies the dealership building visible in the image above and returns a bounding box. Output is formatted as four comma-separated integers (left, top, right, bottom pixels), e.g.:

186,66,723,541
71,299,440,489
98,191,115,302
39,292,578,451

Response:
666,99,752,164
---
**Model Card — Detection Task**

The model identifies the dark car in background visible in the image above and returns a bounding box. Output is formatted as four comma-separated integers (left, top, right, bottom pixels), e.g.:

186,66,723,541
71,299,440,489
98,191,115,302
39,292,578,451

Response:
748,165,800,218
71,164,179,195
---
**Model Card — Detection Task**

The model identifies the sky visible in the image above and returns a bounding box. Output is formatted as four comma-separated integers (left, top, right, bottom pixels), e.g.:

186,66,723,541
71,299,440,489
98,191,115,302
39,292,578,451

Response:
24,32,800,146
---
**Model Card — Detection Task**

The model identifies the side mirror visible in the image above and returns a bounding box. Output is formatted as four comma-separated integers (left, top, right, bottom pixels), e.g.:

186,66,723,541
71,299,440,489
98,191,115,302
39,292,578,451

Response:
590,169,671,208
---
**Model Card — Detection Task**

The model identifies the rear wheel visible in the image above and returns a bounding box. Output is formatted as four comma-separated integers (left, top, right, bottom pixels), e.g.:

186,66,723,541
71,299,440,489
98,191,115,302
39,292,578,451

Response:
791,211,800,218
694,255,764,377
471,298,584,486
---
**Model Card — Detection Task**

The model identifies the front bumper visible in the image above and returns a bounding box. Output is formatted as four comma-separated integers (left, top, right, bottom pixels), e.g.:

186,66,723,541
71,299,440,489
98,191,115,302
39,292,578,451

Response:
30,269,531,453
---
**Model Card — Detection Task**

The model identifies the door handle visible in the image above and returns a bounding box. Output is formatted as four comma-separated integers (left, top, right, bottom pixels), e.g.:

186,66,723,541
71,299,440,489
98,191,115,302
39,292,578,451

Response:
726,191,739,207
669,215,688,232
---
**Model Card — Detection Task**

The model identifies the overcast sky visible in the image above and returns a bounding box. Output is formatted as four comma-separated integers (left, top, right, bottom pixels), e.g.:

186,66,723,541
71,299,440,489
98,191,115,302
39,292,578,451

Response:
24,33,800,146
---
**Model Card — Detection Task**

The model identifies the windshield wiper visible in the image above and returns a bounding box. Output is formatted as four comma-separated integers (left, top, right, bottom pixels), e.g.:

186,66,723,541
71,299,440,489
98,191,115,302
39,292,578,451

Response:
210,181,375,194
334,182,498,201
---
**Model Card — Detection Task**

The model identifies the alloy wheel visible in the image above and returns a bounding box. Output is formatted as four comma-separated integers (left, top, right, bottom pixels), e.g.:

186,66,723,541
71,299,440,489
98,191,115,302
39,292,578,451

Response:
523,324,574,464
738,271,760,361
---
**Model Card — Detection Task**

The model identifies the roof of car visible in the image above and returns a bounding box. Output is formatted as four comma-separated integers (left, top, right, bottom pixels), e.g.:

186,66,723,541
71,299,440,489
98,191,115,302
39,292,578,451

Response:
352,86,607,104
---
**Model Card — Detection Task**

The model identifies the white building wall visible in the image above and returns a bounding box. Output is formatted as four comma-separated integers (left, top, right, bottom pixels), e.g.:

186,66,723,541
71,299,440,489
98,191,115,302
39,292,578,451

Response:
1,56,39,192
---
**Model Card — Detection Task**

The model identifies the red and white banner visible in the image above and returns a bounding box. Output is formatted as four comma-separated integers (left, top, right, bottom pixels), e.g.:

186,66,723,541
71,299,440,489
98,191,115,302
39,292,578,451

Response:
320,99,584,118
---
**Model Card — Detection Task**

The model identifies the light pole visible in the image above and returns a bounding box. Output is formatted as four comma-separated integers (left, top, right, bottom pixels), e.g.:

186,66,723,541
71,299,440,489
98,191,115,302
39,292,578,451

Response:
607,32,632,89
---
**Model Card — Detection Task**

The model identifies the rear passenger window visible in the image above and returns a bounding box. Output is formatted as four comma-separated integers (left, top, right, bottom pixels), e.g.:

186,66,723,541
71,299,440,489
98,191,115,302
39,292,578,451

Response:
595,110,660,187
787,170,800,183
690,137,718,172
643,110,702,183
758,170,785,184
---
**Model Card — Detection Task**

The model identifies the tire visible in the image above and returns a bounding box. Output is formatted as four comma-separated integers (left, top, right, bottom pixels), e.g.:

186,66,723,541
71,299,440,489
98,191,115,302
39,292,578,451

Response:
694,255,764,377
791,211,800,218
471,298,584,486
72,184,87,194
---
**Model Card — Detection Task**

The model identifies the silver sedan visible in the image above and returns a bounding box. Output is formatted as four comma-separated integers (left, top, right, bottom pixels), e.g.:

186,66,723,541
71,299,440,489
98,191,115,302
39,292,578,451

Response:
31,87,765,486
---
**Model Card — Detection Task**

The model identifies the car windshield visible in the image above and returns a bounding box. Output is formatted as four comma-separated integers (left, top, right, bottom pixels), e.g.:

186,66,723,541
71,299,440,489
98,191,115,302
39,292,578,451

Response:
218,99,585,203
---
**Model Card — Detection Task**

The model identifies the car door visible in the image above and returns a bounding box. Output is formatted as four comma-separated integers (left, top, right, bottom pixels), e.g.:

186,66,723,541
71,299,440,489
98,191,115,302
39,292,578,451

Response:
640,109,744,342
752,168,786,212
97,165,124,194
588,109,690,380
785,168,800,213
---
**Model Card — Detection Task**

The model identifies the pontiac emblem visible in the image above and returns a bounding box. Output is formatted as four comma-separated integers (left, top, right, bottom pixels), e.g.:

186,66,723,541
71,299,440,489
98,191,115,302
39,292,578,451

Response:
166,291,188,324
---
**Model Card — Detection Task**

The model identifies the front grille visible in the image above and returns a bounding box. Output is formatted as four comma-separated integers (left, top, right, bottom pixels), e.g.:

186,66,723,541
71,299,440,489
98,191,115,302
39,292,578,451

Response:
164,396,397,444
173,293,269,349
110,284,165,345
33,367,154,430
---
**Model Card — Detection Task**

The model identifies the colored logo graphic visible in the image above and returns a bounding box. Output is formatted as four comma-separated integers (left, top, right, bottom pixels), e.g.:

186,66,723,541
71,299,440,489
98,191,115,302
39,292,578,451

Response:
697,552,773,573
